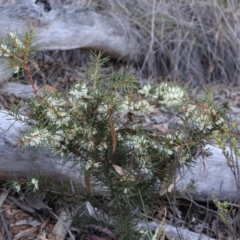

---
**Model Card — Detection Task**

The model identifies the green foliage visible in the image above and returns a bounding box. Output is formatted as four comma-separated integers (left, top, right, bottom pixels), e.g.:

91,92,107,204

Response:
213,195,229,223
0,29,36,73
4,176,39,193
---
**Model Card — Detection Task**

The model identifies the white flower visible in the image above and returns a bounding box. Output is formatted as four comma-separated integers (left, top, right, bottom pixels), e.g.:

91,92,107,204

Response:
97,104,109,114
83,128,97,138
50,131,64,146
153,144,174,156
184,104,222,133
23,129,64,148
30,178,39,192
46,109,57,121
185,104,196,117
9,32,24,49
165,148,173,155
133,100,153,115
67,124,80,140
56,115,71,127
85,159,93,170
23,129,50,147
119,96,133,113
137,167,154,180
68,95,88,109
46,96,67,108
157,83,185,107
124,188,129,194
215,118,224,126
0,44,10,57
84,140,95,151
13,66,20,74
12,181,21,192
98,141,107,150
125,135,149,154
119,97,153,115
85,159,101,170
44,97,69,123
138,84,152,96
69,83,90,98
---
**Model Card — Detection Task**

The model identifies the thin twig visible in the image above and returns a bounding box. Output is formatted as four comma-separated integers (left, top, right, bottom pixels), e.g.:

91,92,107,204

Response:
7,196,35,214
48,209,75,240
0,211,12,240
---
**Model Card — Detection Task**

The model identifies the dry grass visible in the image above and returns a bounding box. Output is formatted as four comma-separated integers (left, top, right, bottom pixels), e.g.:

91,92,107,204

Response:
58,0,240,87
104,0,240,86
30,0,240,88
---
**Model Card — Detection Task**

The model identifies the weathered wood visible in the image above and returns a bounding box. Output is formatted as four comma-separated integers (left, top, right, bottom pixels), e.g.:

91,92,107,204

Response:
178,145,239,202
0,111,239,201
0,1,139,82
0,110,107,194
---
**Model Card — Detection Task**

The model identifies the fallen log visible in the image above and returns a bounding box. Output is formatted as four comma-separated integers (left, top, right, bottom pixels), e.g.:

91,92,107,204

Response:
0,110,108,195
0,111,239,201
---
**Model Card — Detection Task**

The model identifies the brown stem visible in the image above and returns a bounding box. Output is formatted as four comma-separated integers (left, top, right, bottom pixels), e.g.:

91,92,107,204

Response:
25,64,39,97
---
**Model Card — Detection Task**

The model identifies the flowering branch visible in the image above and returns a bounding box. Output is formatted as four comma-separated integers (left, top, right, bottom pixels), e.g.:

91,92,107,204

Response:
0,29,39,97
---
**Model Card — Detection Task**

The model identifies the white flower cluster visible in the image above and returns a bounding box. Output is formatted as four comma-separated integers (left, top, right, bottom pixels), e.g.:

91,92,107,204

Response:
29,178,39,192
11,178,39,193
0,44,10,57
69,83,153,117
22,128,64,148
69,83,90,99
85,159,102,171
120,97,153,115
9,32,24,49
151,131,185,160
139,83,185,108
157,83,185,107
74,127,107,152
109,133,154,179
12,181,21,192
24,83,112,155
154,143,174,156
44,96,71,127
124,135,149,154
184,104,224,133
123,133,180,178
138,84,152,96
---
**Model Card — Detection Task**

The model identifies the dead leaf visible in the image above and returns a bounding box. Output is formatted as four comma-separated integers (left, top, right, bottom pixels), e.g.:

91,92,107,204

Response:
154,206,167,221
152,215,166,240
159,161,179,196
109,121,117,154
159,173,177,196
153,124,168,134
167,174,180,193
88,234,106,240
112,164,136,181
85,174,91,192
38,84,57,95
13,227,38,240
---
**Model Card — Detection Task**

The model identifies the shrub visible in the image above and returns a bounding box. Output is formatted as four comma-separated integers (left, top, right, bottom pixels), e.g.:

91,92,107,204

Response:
0,30,229,239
